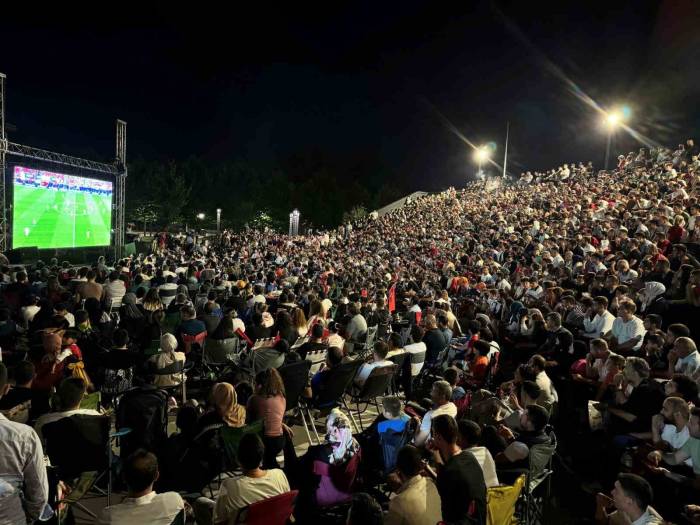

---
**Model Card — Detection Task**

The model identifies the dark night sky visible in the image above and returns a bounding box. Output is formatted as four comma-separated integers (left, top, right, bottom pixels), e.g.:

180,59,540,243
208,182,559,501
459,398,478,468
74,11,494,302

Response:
2,1,700,191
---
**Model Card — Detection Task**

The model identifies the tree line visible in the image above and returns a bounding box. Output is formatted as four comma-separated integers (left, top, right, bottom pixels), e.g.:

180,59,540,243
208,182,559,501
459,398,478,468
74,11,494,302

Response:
125,151,409,233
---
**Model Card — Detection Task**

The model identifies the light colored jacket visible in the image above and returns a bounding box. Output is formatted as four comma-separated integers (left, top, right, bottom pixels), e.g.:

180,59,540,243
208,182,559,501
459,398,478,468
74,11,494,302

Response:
385,475,442,525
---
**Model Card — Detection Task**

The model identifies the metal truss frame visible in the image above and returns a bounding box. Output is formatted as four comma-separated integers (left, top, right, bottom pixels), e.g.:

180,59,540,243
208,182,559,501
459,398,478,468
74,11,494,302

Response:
0,73,127,258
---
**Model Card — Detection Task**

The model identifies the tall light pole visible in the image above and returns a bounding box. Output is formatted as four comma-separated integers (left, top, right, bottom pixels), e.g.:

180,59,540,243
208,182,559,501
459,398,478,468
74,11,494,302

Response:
216,208,222,233
473,146,490,180
288,209,300,236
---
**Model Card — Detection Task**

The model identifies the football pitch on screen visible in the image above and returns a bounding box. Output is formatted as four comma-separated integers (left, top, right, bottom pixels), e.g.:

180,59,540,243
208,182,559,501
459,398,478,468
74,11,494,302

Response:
12,184,112,249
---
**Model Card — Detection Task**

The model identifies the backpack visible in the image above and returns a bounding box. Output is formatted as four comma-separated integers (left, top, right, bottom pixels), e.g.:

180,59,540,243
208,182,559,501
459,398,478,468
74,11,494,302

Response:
116,387,169,458
378,420,412,473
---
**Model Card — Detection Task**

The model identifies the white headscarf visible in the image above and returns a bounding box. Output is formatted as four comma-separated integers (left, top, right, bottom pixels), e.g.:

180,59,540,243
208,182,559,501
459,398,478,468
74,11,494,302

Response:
160,333,178,353
640,281,666,312
325,409,359,465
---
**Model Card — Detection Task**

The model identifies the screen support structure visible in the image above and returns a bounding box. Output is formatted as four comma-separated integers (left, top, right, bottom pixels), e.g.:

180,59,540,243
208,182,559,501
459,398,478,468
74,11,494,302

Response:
0,73,127,259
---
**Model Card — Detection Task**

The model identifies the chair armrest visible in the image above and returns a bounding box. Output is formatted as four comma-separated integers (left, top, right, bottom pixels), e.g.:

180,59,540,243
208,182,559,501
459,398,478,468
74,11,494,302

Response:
111,427,133,439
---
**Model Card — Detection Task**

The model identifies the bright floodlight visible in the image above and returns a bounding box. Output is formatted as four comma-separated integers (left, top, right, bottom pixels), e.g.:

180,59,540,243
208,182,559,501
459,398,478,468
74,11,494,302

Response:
197,213,205,220
474,147,490,163
605,110,623,128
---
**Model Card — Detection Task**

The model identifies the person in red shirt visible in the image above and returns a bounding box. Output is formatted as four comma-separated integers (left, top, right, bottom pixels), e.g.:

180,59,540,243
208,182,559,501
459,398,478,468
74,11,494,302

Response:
667,216,686,244
61,330,82,360
465,340,491,385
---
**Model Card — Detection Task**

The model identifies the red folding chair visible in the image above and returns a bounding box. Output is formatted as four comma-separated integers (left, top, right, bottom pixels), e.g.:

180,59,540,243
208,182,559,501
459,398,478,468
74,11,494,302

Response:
182,331,207,354
234,489,299,525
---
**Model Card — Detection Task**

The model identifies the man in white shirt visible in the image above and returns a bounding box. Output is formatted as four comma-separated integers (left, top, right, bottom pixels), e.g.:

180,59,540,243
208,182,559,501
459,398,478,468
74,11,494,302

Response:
583,296,616,339
414,380,457,446
595,473,663,525
102,271,127,307
605,301,646,354
20,295,41,329
651,397,692,467
34,377,101,442
99,449,184,525
0,363,50,525
528,354,558,404
669,337,700,378
458,419,499,487
404,325,428,378
355,341,394,387
196,433,290,525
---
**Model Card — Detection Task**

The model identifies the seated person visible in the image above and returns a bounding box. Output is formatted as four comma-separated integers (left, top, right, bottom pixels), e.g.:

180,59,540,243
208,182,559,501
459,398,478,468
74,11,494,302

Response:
296,409,361,519
487,380,542,431
385,445,442,525
176,305,207,339
430,414,487,524
195,433,290,525
309,346,345,403
196,382,246,433
595,473,664,525
528,354,559,405
647,406,700,489
34,377,101,442
571,339,625,401
414,380,457,446
386,332,406,360
664,373,699,403
484,404,551,469
457,419,499,488
463,340,490,385
358,396,411,472
598,357,665,439
297,323,328,360
97,329,140,395
150,333,186,387
648,397,692,467
443,368,466,401
247,312,272,344
251,339,287,374
0,360,48,423
348,493,385,525
99,449,184,525
354,341,393,388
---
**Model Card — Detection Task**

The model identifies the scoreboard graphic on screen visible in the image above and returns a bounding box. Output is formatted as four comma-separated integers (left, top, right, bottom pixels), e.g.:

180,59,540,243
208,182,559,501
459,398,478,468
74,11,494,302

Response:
12,166,113,249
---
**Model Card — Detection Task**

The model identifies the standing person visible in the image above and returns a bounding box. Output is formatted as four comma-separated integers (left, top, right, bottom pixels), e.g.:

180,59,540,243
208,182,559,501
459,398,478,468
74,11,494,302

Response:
0,362,50,524
431,414,487,525
246,368,295,469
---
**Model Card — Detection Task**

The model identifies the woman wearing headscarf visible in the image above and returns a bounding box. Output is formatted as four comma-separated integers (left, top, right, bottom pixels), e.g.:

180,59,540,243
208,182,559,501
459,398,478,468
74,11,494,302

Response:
296,409,361,519
639,281,666,313
119,292,146,341
196,382,246,432
150,333,186,387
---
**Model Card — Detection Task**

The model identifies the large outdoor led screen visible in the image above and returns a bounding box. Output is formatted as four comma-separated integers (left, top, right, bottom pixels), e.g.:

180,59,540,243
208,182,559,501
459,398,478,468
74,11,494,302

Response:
12,166,113,249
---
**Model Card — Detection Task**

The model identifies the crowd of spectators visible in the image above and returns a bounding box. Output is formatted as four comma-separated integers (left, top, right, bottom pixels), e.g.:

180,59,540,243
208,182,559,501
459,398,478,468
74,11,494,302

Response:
0,138,699,524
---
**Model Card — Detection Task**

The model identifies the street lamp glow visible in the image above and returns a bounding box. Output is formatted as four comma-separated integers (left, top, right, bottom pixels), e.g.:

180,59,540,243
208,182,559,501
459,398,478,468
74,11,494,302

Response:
196,213,205,220
605,111,621,127
474,146,490,163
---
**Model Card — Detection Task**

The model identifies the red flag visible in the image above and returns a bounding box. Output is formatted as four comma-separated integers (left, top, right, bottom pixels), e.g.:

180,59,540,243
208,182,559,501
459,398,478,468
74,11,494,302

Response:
388,283,397,313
